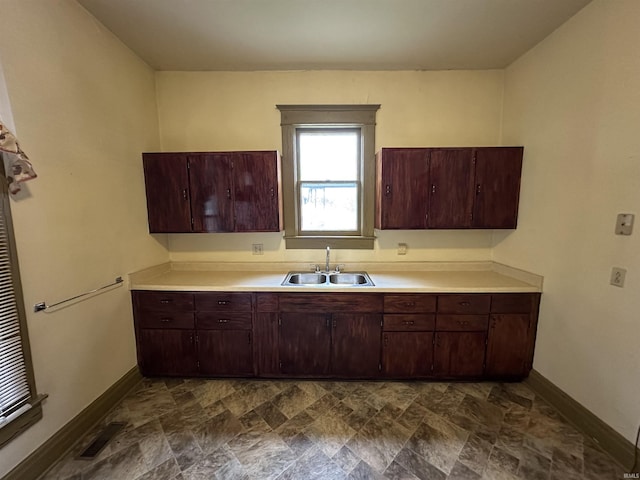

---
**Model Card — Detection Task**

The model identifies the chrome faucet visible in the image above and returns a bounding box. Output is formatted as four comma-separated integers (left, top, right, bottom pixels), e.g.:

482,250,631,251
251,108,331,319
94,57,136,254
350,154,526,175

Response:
325,246,331,273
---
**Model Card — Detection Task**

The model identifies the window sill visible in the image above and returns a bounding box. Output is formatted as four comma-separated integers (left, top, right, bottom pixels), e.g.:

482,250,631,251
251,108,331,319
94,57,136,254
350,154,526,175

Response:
284,236,375,249
0,394,47,448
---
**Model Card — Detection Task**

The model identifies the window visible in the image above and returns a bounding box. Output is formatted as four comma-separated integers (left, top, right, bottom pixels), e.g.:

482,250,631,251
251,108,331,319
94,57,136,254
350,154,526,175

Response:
0,159,44,447
278,104,380,249
297,129,360,234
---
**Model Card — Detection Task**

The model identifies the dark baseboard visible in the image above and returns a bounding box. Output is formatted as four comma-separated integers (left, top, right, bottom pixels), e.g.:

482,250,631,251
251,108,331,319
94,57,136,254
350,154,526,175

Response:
526,369,638,469
2,366,142,480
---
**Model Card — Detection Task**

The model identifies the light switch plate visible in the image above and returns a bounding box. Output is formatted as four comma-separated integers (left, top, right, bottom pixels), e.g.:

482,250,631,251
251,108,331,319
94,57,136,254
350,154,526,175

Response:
615,213,634,235
610,267,626,287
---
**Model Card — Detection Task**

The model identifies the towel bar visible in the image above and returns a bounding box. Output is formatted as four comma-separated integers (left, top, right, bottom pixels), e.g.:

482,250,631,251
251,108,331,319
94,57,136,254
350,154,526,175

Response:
34,276,123,312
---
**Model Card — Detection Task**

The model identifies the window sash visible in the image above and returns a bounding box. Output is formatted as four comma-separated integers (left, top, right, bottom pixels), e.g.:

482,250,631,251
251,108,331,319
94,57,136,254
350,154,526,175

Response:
298,181,361,235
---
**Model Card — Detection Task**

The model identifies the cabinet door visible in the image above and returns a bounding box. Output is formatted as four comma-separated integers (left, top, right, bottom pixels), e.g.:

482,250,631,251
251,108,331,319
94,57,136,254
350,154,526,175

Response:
485,314,530,377
188,153,234,232
433,332,486,377
198,330,253,376
382,332,433,377
376,149,430,229
142,153,192,233
279,313,331,375
473,147,523,228
233,151,281,232
428,148,474,228
136,329,197,376
254,312,279,376
331,314,381,377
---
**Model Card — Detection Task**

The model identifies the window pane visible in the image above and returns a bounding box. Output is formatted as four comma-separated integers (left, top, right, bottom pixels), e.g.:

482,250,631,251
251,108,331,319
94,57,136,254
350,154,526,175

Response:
300,183,358,232
298,130,359,181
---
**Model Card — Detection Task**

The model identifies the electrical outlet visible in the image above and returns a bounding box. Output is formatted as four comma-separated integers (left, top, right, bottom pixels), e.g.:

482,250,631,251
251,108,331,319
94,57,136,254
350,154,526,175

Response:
252,244,264,255
610,267,626,287
397,243,408,255
615,213,634,235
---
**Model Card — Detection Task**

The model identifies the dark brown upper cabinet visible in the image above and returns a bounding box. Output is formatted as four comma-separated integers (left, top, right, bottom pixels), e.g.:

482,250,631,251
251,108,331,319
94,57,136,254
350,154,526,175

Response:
142,151,283,233
142,153,193,233
429,148,475,228
376,148,430,229
375,146,523,230
472,147,523,229
234,152,282,232
188,153,235,232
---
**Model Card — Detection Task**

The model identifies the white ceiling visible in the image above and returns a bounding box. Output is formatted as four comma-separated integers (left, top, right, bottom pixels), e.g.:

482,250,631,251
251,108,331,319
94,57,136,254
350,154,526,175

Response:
77,0,591,71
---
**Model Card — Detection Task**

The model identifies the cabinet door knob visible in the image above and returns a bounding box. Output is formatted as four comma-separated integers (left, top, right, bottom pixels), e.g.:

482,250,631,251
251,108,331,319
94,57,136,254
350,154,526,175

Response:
217,300,230,305
218,319,228,323
270,187,275,198
476,184,481,195
182,189,188,200
385,185,391,196
431,184,436,194
226,188,231,199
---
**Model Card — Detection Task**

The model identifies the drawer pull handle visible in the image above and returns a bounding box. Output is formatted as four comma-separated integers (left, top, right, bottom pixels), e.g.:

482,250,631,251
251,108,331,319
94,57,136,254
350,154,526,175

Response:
218,319,229,323
459,301,471,307
160,299,171,304
160,318,171,323
404,302,416,307
457,320,469,326
403,320,415,325
217,300,230,305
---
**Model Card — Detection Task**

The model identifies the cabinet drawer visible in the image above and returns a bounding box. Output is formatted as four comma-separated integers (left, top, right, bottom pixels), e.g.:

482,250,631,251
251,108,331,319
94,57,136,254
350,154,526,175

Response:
491,294,538,313
384,295,436,313
279,294,382,313
436,315,488,332
136,311,195,329
133,291,194,312
195,293,253,312
383,314,435,331
197,312,252,330
437,295,490,314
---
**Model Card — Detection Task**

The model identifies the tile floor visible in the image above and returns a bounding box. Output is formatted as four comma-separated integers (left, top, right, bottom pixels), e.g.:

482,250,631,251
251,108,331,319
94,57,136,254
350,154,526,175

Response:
41,378,627,480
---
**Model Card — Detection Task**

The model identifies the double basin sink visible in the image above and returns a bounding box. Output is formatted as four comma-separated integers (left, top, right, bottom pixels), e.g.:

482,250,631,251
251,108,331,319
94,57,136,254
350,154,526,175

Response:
282,271,374,287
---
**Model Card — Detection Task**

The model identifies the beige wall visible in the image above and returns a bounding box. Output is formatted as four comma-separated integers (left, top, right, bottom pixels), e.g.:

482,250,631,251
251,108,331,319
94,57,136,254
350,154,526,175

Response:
0,1,168,475
156,70,504,263
495,0,640,442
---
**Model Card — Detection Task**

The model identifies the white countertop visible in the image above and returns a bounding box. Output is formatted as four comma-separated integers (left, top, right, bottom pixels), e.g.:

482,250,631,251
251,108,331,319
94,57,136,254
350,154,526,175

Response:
129,262,542,293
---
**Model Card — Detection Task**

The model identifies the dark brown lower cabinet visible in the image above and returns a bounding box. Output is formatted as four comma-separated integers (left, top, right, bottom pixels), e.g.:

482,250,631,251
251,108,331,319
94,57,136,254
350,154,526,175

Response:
382,332,434,377
331,314,381,377
279,313,331,375
433,332,486,377
137,329,197,376
132,290,540,381
485,314,531,377
198,330,253,376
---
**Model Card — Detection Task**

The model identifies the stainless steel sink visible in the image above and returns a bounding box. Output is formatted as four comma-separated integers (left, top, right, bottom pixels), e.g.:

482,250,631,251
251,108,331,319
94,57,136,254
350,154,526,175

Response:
329,273,371,285
282,271,374,287
285,273,327,285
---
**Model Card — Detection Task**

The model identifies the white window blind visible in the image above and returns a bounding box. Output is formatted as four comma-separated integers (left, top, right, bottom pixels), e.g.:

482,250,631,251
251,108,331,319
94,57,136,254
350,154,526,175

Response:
0,194,30,425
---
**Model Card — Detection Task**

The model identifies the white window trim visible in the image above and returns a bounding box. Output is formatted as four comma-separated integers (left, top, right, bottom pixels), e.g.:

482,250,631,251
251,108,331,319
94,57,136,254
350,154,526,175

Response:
277,104,380,249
